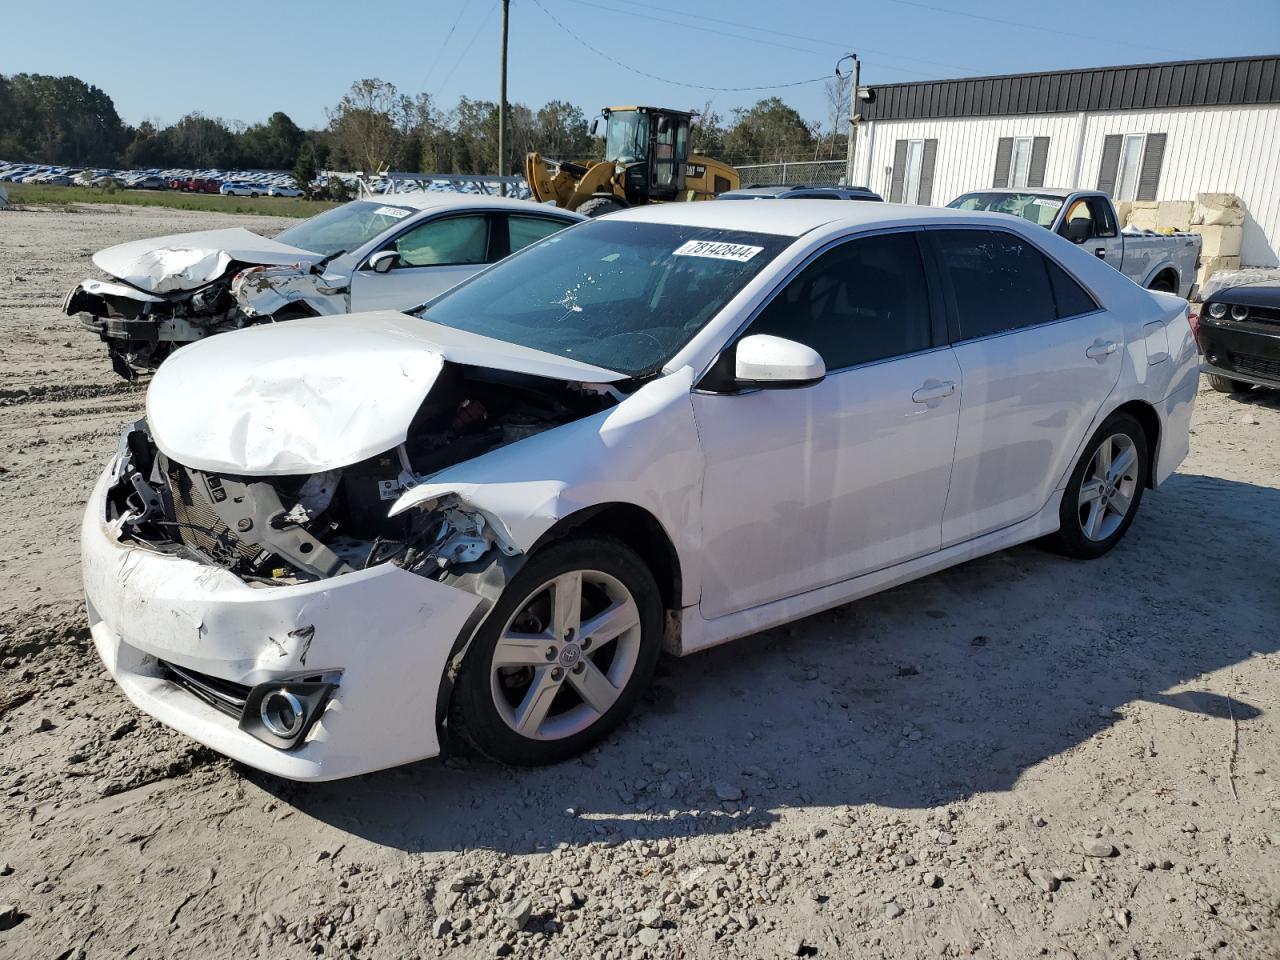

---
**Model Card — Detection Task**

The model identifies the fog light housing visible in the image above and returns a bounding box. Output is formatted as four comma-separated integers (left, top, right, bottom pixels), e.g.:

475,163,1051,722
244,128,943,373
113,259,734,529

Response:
240,680,337,750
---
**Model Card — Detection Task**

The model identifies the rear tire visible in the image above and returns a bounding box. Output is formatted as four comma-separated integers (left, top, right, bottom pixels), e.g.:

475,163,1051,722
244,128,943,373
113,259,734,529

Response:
1147,275,1176,294
1206,374,1253,394
1048,411,1148,559
577,195,627,218
450,536,663,766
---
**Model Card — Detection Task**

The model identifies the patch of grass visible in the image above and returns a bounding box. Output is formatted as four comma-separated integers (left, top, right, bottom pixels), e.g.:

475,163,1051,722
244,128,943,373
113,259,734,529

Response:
3,183,338,218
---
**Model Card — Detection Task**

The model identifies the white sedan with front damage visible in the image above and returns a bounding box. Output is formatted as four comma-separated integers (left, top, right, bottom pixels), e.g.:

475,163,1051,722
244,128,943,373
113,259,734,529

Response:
81,201,1199,780
64,194,581,378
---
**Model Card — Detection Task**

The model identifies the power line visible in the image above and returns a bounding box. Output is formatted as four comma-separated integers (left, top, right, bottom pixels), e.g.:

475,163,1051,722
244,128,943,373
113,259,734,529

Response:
436,0,501,96
882,0,1190,58
527,0,831,92
417,0,471,95
559,0,830,57
568,0,985,75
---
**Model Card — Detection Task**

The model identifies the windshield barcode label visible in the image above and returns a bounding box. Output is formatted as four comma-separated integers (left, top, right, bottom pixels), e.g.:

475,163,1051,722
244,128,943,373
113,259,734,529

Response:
673,240,763,262
374,205,412,219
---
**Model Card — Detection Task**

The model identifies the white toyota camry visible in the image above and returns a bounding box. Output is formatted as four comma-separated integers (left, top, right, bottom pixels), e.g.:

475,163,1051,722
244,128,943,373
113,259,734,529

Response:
81,200,1199,780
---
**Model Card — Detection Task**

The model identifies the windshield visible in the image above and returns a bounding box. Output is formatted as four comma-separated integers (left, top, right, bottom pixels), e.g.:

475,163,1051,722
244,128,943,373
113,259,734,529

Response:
604,111,647,164
413,220,790,377
948,192,1064,227
273,200,416,257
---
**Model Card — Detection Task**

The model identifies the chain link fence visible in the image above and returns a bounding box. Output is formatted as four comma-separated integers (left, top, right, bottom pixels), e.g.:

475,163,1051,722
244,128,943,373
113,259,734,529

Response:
734,159,847,187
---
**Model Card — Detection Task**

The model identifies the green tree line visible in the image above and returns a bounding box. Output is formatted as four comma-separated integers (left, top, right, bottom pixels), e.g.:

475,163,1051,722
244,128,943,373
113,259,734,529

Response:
0,73,841,177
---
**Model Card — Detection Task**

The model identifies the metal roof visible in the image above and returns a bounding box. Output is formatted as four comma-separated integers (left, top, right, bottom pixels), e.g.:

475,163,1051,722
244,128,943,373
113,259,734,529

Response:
861,55,1280,122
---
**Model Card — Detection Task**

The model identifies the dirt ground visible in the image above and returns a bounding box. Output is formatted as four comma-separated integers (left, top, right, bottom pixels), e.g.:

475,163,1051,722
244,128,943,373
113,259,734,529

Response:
0,204,1277,960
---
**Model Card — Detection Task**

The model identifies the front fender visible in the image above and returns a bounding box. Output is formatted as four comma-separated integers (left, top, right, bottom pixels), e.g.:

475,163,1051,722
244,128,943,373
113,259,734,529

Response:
389,367,704,605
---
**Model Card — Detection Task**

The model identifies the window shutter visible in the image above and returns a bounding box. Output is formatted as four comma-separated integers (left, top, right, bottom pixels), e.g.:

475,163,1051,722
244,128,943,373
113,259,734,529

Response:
993,137,1013,187
889,140,907,203
1137,133,1166,201
1028,137,1050,187
1097,134,1122,196
917,139,938,205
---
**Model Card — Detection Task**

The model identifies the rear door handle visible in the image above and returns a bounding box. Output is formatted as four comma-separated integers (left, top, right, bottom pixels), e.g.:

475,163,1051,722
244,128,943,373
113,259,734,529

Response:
912,379,956,404
1085,339,1118,360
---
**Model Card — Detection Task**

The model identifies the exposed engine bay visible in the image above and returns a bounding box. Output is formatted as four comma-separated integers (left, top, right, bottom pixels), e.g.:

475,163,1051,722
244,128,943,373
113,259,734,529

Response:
105,364,616,583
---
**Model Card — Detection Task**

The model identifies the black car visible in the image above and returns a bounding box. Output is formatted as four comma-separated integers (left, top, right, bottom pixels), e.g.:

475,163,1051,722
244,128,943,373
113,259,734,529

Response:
716,183,883,202
1196,282,1280,393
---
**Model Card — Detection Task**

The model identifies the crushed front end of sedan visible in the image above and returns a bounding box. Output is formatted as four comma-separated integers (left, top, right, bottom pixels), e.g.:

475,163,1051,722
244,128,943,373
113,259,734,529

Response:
83,311,636,780
63,228,325,378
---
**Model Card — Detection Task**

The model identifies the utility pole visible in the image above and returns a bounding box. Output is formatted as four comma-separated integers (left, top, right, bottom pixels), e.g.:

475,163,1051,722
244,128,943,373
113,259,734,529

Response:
845,53,860,187
498,0,510,196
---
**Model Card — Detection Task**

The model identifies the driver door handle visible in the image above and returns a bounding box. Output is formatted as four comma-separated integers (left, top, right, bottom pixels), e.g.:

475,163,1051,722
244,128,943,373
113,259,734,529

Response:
912,379,956,403
1094,247,1107,258
1085,339,1118,361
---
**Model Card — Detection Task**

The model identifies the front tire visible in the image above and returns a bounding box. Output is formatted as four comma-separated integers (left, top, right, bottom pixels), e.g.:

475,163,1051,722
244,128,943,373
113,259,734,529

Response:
1206,374,1253,394
576,195,627,218
450,536,663,765
1048,411,1148,559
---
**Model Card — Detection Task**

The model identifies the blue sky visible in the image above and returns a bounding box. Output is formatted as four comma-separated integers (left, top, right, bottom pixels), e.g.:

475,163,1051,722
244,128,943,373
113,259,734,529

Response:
3,0,1278,130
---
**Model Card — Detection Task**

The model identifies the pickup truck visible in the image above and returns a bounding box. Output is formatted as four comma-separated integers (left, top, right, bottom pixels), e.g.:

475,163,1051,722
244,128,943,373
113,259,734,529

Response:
948,188,1200,299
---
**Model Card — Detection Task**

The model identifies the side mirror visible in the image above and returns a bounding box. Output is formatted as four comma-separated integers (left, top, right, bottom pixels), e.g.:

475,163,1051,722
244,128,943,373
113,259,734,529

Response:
368,250,398,273
734,334,825,388
589,116,604,138
656,115,671,135
1064,217,1092,244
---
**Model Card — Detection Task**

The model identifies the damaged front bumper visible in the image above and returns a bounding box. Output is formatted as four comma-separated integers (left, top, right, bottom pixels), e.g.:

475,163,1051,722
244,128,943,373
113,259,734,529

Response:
82,465,483,781
64,277,245,379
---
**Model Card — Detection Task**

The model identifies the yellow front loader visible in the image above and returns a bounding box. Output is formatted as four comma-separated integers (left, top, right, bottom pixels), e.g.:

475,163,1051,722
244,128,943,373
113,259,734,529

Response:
526,106,739,217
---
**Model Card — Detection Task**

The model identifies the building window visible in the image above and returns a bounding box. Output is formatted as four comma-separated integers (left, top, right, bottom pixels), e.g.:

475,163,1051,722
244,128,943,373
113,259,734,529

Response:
1010,137,1033,188
903,139,924,203
889,138,938,204
1115,134,1145,201
1098,132,1166,201
994,136,1049,188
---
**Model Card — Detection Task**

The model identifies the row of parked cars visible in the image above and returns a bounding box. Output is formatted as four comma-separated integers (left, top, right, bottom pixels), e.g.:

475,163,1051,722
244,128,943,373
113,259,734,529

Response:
0,161,306,195
66,186,1205,782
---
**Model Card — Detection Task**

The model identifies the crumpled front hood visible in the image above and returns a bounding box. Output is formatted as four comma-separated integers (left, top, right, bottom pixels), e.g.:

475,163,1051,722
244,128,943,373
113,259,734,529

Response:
92,227,324,294
146,311,626,476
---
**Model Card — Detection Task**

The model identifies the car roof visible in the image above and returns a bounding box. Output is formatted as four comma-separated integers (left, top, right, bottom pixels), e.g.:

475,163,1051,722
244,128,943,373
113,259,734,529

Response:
365,194,583,217
608,199,1022,237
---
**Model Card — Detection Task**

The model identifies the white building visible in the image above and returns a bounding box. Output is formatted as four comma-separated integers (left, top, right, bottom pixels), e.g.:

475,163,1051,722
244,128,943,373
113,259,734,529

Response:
852,55,1280,266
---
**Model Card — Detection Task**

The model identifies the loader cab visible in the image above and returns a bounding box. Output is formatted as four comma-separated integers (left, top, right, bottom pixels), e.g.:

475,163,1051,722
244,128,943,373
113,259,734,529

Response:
596,107,690,203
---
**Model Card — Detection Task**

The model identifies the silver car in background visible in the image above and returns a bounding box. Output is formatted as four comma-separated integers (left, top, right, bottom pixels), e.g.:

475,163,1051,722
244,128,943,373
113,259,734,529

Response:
63,195,582,378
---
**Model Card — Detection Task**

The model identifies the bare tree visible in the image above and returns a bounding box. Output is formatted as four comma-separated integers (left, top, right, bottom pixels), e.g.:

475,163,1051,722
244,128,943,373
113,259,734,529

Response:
824,73,852,160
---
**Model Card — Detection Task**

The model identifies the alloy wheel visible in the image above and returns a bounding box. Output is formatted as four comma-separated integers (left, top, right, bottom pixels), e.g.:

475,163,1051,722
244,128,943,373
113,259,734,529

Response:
489,569,642,741
1078,432,1139,541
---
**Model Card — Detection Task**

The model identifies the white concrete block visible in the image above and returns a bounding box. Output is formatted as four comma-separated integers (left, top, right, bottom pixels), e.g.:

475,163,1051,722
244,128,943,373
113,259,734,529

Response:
1196,255,1241,293
1192,192,1245,227
1157,201,1195,232
1127,202,1160,230
1195,224,1243,258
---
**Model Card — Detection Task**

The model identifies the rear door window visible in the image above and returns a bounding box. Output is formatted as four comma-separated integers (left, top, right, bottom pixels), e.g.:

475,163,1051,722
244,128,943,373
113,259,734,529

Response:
931,229,1057,340
507,215,572,256
747,231,934,370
